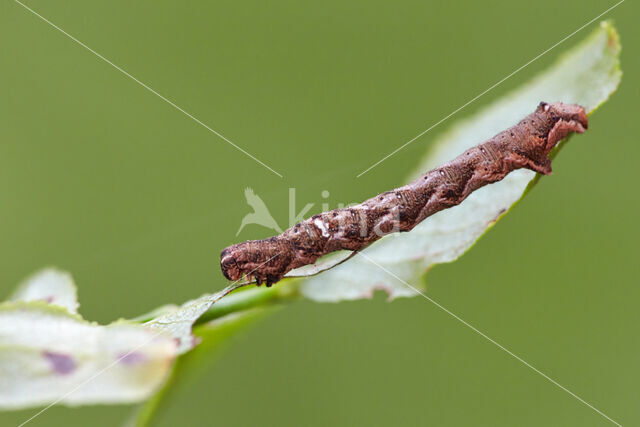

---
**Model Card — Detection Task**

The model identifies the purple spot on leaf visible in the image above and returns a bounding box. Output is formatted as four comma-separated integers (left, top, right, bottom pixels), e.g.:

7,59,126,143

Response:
118,351,147,365
43,351,76,375
191,335,202,348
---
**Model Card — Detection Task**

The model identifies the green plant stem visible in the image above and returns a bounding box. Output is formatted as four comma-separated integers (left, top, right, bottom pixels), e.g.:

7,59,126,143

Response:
129,278,300,325
129,306,278,427
127,280,299,426
193,278,299,326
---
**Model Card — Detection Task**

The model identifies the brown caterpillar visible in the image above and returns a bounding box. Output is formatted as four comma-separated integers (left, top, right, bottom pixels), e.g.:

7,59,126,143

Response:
221,102,588,286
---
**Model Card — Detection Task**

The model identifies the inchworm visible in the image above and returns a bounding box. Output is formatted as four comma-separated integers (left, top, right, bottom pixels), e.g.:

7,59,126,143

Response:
221,102,588,286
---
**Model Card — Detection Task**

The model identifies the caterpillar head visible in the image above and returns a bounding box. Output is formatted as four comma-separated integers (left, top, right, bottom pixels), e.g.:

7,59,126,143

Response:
220,241,285,286
220,247,243,281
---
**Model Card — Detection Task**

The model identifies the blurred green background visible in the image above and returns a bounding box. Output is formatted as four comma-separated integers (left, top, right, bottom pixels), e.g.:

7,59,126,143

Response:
0,0,637,425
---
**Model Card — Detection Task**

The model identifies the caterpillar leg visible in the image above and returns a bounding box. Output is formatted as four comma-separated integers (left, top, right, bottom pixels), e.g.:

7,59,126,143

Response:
546,119,587,151
265,275,280,287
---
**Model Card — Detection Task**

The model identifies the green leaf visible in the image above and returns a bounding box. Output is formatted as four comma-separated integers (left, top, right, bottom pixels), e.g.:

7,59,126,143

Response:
144,285,242,354
0,276,177,410
299,21,621,302
144,280,296,354
9,268,79,314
